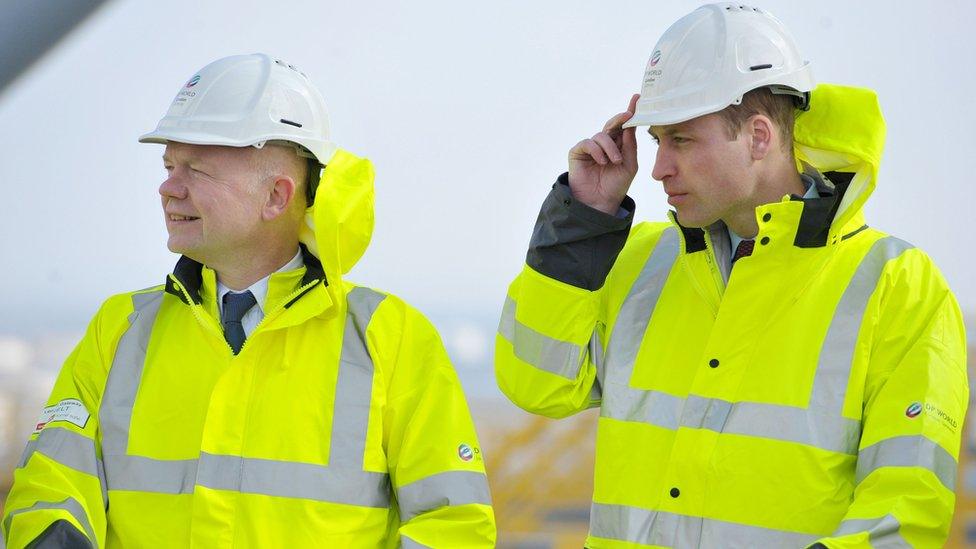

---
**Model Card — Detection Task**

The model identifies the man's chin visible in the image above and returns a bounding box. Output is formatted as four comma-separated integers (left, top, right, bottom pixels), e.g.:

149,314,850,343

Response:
673,210,715,229
166,239,200,260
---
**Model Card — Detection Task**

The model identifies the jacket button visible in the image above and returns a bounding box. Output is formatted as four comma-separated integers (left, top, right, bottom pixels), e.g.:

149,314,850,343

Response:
762,213,772,222
760,236,770,245
670,487,680,498
709,358,719,368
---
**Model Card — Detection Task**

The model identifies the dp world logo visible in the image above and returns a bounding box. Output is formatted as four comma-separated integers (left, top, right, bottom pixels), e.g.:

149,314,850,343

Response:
185,75,201,88
458,443,474,462
650,50,662,67
905,402,923,418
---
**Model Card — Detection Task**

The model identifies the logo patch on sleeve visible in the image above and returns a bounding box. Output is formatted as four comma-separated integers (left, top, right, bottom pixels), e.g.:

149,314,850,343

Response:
905,402,922,418
457,443,482,463
33,399,90,434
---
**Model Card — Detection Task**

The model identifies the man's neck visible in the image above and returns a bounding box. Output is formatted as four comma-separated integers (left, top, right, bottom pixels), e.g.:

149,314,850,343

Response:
724,165,804,238
210,244,302,291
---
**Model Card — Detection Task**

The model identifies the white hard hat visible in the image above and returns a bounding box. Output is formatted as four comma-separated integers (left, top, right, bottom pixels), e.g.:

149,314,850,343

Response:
140,53,337,165
623,3,814,128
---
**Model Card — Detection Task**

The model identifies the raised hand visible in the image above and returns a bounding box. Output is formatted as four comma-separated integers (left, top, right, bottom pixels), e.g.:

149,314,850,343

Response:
567,94,640,215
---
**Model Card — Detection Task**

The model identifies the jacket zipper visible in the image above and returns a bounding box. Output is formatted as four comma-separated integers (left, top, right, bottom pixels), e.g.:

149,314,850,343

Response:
169,275,323,356
234,279,322,355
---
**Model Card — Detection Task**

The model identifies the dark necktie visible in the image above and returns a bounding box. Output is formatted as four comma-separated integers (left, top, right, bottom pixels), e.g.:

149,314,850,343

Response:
731,239,755,266
223,291,256,355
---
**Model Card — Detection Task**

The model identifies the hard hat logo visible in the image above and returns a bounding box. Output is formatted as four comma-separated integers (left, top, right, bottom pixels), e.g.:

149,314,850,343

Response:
906,402,923,418
185,75,200,88
458,443,477,462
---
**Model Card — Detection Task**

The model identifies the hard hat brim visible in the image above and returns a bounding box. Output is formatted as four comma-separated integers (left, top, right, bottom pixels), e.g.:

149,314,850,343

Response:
139,129,337,165
139,129,261,148
622,107,721,129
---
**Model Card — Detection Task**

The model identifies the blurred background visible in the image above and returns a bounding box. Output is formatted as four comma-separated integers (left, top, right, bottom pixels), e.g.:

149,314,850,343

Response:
1,1,974,546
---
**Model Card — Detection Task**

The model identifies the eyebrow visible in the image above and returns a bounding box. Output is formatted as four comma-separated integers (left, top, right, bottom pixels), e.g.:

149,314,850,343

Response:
647,126,682,141
162,154,204,165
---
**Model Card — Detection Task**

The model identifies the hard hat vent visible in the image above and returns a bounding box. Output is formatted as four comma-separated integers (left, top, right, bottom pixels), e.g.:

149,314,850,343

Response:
274,58,308,79
724,4,762,12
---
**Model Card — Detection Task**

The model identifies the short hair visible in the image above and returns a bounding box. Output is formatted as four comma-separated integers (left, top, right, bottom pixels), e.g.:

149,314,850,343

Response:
716,87,797,152
303,157,322,205
250,143,320,209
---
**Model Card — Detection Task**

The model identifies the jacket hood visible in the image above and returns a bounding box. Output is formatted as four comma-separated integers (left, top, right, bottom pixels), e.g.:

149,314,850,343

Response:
299,149,375,281
793,84,886,235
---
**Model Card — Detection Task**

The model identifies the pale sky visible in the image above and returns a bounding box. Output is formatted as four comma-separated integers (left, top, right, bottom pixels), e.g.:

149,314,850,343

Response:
1,0,973,374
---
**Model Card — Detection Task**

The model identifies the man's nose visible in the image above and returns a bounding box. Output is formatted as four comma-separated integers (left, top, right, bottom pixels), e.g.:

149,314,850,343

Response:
651,145,675,182
159,173,188,200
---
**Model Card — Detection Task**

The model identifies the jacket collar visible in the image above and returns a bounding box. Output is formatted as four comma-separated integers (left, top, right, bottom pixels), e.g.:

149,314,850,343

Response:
165,243,327,305
790,171,853,248
673,169,855,254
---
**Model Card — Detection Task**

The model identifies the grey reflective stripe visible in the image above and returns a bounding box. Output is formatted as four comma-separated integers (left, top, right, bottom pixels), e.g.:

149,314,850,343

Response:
600,227,679,425
721,401,860,455
836,515,910,547
400,535,431,549
810,237,914,416
498,295,584,380
17,428,102,479
603,390,860,454
196,453,390,507
103,455,197,494
680,394,732,432
100,291,164,498
396,470,492,522
331,286,386,468
2,497,96,548
99,287,392,508
102,453,390,507
602,228,679,391
589,502,817,548
16,438,37,469
603,388,683,430
856,435,957,491
100,290,164,458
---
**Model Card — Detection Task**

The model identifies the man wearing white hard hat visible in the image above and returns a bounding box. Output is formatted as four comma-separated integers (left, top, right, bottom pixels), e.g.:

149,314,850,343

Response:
496,4,966,547
2,53,496,547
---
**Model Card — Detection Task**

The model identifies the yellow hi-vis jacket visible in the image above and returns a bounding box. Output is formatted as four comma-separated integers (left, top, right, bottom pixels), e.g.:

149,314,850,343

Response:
3,151,495,548
495,85,968,548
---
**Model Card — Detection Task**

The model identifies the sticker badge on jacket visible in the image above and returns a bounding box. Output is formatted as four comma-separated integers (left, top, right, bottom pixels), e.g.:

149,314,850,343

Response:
457,443,482,463
33,398,91,434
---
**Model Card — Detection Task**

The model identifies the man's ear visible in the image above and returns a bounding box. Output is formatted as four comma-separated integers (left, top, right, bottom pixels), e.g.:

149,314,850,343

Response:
746,114,774,161
263,176,297,221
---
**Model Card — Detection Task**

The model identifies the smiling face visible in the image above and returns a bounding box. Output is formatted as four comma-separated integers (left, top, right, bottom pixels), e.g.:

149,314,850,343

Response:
159,143,269,265
649,113,758,229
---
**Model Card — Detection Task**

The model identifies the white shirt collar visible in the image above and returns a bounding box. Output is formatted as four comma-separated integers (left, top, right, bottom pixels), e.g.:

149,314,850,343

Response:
217,249,304,316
